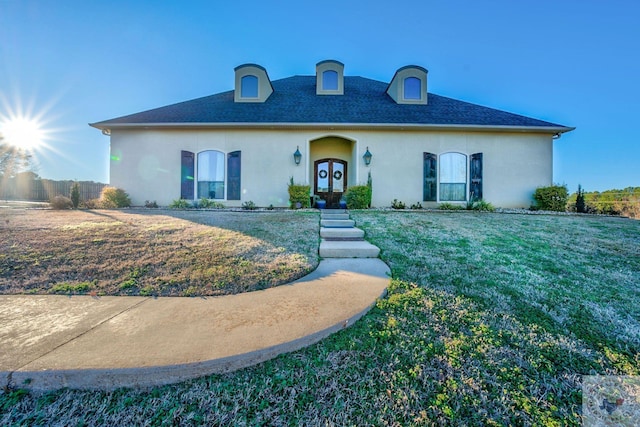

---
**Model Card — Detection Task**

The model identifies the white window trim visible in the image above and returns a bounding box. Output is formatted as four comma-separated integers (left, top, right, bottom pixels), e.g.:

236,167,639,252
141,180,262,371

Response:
437,152,469,203
196,149,227,201
402,76,423,102
240,75,259,99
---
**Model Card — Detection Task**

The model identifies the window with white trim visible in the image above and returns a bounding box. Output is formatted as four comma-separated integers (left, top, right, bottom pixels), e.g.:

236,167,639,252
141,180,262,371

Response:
197,150,225,199
404,77,421,100
322,70,338,91
240,75,258,98
439,152,467,201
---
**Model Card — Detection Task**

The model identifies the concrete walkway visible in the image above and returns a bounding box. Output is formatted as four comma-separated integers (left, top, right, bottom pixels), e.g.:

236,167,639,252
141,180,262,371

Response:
1,211,389,391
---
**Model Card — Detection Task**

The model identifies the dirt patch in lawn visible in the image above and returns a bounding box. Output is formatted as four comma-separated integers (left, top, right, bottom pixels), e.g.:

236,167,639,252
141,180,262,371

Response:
0,209,319,296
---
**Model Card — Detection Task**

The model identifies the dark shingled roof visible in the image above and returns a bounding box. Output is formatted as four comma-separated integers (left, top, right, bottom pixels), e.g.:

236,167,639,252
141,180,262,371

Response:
91,76,569,130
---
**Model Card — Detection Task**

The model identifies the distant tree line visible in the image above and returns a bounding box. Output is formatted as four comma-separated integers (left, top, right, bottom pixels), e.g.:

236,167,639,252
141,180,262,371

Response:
568,186,640,218
0,171,107,202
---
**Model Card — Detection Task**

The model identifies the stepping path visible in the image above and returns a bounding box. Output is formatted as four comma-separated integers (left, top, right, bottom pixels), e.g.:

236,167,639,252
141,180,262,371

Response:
0,209,390,391
319,209,381,258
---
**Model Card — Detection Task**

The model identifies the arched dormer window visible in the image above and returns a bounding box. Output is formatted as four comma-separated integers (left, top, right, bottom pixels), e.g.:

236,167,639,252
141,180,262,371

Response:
234,64,273,103
240,75,258,98
386,65,428,104
404,77,421,100
316,60,344,95
322,70,338,91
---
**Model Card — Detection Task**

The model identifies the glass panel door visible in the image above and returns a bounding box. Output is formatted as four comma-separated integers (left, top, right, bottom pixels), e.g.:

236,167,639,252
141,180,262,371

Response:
332,162,344,192
314,158,347,208
317,161,329,192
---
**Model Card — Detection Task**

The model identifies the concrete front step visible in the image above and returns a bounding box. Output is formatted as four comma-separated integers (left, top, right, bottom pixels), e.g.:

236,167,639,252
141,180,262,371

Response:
320,209,347,214
319,240,381,258
320,227,365,240
320,213,350,220
320,219,355,228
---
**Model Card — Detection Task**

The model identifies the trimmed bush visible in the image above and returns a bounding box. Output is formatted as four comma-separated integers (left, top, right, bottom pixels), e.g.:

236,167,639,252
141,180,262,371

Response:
70,182,80,209
50,195,73,210
100,186,131,208
344,185,371,209
288,179,311,209
533,185,569,212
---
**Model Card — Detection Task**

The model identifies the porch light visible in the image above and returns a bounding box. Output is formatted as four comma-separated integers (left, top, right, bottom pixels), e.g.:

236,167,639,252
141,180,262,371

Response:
293,146,302,165
363,147,372,166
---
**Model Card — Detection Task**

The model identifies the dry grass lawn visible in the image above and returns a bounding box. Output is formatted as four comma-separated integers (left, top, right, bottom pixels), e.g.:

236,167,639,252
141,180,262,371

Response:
0,208,319,296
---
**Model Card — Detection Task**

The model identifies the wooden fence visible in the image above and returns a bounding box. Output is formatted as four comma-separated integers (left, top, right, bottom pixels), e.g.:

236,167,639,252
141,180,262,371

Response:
0,178,107,202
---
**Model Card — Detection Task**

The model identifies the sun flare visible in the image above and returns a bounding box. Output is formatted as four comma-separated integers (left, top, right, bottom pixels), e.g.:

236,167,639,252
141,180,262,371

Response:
0,117,45,151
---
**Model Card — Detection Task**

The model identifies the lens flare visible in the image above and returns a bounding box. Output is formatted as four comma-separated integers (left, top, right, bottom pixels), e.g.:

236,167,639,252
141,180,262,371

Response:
0,116,45,151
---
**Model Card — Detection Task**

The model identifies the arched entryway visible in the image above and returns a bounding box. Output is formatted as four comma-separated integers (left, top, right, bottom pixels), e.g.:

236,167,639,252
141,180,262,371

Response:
309,136,356,209
314,158,347,208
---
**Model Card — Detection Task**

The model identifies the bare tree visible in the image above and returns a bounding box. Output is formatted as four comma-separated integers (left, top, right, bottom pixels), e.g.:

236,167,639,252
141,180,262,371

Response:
0,133,32,178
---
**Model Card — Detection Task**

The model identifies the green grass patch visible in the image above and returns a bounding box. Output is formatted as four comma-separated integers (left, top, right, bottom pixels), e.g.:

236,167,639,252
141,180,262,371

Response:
49,282,93,294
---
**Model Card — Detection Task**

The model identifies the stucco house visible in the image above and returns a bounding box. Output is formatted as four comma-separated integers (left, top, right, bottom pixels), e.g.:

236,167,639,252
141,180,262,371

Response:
90,60,574,208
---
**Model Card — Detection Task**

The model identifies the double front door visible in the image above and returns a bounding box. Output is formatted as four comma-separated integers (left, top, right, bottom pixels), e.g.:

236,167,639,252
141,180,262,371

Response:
314,159,347,208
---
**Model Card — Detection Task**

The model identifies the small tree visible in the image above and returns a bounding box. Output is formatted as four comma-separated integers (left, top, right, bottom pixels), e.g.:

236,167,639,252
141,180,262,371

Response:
70,182,80,209
575,184,586,213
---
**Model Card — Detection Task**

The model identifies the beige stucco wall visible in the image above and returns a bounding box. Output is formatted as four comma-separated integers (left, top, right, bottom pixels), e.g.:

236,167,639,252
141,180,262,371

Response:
109,128,553,208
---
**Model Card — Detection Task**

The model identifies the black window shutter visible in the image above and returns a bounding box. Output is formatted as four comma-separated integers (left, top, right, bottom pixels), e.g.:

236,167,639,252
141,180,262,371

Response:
423,152,437,201
181,150,195,200
227,151,241,200
470,153,483,200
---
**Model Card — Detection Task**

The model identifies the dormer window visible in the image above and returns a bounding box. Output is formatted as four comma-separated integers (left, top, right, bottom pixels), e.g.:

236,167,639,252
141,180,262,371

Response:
316,60,344,95
240,75,258,98
322,70,339,91
386,65,428,105
403,77,421,100
234,64,273,103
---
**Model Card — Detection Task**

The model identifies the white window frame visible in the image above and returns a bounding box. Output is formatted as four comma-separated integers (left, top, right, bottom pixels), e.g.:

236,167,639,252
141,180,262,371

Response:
438,152,468,202
197,150,226,200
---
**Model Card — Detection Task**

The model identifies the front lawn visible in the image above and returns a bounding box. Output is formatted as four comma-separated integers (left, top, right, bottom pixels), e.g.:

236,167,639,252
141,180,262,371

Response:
2,211,638,425
0,209,319,296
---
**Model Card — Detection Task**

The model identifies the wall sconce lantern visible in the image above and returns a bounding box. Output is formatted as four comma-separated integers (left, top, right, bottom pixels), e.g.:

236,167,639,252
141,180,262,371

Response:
293,146,302,165
363,147,372,166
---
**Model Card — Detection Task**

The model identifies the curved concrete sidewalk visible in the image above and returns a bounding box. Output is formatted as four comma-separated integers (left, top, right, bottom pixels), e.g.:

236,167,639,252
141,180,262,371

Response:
0,258,389,391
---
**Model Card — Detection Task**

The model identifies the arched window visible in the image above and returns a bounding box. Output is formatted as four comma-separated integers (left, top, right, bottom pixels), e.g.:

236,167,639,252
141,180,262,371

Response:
404,77,421,100
439,152,467,201
322,70,338,91
197,150,225,199
240,75,258,98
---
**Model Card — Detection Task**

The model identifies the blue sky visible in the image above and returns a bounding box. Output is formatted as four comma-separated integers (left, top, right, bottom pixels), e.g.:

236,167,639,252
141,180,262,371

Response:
1,0,638,192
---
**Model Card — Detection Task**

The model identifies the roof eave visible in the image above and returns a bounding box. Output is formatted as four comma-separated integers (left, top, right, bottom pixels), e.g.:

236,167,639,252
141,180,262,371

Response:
90,122,575,135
